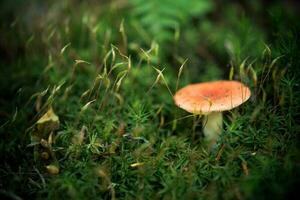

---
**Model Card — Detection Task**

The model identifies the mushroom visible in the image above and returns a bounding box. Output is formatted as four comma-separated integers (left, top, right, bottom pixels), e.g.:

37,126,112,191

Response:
174,80,251,143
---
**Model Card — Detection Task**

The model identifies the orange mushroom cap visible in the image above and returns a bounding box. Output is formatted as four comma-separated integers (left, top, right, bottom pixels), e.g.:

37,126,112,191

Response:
174,80,251,114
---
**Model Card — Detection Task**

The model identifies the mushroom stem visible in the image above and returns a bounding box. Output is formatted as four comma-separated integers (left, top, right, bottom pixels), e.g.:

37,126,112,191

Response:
202,112,223,142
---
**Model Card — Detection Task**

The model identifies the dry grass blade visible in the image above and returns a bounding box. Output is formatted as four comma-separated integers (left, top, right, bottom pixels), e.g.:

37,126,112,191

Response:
176,58,188,90
60,43,71,55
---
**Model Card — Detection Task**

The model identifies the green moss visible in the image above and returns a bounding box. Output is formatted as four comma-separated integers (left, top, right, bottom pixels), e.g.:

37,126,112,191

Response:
0,0,299,199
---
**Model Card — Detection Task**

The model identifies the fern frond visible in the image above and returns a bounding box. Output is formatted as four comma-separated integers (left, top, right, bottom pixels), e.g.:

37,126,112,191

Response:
129,0,213,44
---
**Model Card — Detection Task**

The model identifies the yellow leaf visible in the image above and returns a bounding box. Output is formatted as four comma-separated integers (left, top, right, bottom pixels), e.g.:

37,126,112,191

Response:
130,162,144,168
36,107,59,138
46,165,59,175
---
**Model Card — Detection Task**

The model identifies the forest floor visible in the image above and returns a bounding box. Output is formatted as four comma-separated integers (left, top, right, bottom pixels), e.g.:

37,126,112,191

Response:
0,1,300,199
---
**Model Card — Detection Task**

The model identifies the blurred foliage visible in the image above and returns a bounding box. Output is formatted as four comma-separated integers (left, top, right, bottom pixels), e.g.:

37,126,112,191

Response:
129,0,213,44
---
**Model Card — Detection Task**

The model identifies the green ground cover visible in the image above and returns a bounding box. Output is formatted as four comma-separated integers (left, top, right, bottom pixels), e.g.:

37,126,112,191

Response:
0,0,299,199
